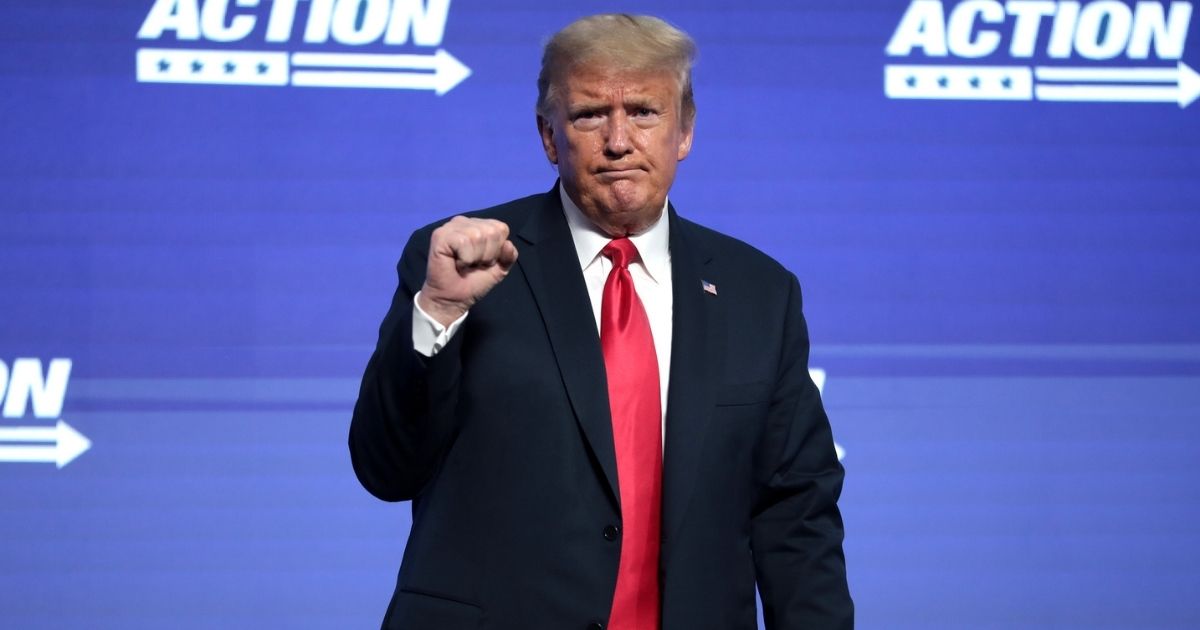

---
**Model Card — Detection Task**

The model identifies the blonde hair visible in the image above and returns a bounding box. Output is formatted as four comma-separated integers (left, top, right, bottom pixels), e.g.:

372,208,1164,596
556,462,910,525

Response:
537,14,697,127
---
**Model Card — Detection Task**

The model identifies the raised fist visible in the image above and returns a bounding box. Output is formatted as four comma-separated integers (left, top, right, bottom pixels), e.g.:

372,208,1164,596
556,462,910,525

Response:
418,216,519,327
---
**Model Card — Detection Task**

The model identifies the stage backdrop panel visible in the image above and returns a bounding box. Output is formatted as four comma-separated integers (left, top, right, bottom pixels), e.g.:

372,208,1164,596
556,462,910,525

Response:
2,1,1198,628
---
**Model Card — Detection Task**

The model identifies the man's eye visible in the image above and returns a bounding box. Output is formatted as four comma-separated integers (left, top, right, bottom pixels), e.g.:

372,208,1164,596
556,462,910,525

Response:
632,108,661,122
571,112,603,130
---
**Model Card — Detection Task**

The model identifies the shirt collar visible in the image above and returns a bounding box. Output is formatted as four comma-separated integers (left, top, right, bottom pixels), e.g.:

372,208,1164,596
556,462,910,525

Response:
559,183,671,284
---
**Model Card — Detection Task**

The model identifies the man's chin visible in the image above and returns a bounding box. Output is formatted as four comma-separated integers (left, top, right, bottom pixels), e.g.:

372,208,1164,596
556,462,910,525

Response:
606,183,654,212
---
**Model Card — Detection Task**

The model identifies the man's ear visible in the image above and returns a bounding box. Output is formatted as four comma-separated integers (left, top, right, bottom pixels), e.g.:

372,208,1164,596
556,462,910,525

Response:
537,114,558,165
677,117,695,162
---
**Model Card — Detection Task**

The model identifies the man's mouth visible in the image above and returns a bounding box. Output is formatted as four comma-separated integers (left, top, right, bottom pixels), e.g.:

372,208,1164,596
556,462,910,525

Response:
597,167,643,178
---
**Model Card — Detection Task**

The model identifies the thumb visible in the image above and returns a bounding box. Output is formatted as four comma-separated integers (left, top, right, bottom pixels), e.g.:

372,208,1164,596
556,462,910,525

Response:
497,240,519,271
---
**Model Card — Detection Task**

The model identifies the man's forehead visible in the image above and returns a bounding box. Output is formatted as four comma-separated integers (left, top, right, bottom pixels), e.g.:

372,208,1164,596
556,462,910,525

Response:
559,65,678,99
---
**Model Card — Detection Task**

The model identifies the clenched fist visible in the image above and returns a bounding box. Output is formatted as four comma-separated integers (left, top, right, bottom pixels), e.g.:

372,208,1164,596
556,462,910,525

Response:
418,216,519,327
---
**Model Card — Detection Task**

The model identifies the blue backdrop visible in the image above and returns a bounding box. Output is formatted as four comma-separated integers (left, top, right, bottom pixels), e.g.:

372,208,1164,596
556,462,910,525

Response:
2,1,1198,628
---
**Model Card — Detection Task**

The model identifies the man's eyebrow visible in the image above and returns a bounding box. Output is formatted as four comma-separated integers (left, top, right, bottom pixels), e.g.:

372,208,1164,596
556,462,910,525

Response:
624,94,664,106
625,98,659,108
567,101,609,113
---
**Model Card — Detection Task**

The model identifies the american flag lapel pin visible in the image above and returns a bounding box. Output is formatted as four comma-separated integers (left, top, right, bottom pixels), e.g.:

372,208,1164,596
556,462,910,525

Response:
701,280,718,296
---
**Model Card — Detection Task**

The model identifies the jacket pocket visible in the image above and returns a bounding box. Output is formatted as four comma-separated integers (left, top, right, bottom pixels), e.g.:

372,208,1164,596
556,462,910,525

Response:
384,588,483,630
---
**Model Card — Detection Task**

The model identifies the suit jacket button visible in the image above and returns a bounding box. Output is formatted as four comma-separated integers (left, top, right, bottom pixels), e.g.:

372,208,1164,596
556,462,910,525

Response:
602,525,620,541
587,623,603,630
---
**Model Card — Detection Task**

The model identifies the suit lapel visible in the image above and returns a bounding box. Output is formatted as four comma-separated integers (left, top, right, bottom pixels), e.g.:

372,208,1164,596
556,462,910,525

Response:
514,188,621,509
662,208,718,543
511,192,717,524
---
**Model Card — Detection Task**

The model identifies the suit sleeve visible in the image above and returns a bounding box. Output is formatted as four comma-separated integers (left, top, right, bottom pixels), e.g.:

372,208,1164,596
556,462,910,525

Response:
752,274,854,628
348,228,465,502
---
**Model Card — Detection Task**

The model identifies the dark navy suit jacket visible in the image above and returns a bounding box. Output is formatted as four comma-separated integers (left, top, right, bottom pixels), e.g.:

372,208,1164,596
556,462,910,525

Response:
350,186,852,629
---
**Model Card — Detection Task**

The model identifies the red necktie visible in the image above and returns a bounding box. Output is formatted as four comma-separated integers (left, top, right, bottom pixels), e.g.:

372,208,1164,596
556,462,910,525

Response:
600,238,662,630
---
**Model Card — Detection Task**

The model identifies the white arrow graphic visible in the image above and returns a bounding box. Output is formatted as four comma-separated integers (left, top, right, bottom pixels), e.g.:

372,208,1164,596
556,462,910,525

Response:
136,48,472,94
1034,62,1200,108
290,49,472,95
0,420,91,468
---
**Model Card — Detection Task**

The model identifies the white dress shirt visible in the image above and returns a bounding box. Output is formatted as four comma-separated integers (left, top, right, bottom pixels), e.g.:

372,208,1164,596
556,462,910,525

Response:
412,184,674,428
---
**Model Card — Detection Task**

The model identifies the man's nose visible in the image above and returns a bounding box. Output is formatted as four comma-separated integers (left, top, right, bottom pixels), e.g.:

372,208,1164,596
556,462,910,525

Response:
603,111,633,157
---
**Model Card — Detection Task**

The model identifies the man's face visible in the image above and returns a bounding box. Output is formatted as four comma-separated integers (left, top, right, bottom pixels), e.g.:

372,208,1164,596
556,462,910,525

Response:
538,63,694,236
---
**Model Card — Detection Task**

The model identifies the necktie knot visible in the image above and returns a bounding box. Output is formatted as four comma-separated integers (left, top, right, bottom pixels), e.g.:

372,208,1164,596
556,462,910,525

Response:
602,238,639,270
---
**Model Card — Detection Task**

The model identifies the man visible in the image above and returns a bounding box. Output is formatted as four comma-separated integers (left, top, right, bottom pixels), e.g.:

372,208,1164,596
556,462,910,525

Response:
350,14,852,630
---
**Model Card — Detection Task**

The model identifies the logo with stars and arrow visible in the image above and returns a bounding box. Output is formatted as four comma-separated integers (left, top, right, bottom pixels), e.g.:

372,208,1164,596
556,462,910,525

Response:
884,0,1199,109
885,61,1200,107
136,48,471,95
134,0,470,95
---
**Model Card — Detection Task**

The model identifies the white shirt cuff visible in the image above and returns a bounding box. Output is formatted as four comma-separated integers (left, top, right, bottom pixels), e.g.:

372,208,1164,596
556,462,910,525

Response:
412,291,469,357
